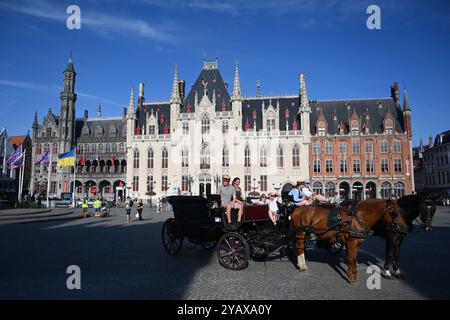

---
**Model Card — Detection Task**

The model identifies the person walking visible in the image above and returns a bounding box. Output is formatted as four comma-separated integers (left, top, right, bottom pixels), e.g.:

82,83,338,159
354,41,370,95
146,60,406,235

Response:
82,197,89,218
137,199,144,221
125,196,133,223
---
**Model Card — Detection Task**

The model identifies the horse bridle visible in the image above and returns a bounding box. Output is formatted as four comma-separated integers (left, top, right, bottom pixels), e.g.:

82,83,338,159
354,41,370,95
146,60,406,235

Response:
385,199,408,235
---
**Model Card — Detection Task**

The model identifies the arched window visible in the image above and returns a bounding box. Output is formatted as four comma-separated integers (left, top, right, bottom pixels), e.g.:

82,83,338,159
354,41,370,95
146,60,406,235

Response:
292,144,300,168
276,145,283,168
105,143,110,153
244,145,251,167
52,143,58,154
201,113,210,134
200,144,210,169
312,182,323,195
91,144,97,154
36,144,42,155
98,144,104,153
133,149,140,169
112,144,117,154
162,147,168,169
325,182,335,196
222,145,229,167
393,182,405,198
381,182,392,199
147,148,154,168
181,147,189,168
182,175,189,192
260,146,267,167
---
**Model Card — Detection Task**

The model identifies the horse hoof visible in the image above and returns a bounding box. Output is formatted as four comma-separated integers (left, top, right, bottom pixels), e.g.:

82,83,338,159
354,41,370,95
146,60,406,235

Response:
298,267,309,273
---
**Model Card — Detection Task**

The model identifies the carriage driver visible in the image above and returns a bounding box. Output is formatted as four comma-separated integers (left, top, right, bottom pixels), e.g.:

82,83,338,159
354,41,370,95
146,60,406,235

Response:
217,175,243,225
288,180,309,206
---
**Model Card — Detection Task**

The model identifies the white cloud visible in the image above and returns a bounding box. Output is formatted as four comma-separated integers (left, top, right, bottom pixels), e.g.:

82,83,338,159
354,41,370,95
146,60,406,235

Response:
0,0,175,42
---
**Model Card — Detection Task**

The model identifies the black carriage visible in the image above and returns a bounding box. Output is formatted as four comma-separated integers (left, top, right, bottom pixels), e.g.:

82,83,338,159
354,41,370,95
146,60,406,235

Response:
162,195,344,269
161,196,224,255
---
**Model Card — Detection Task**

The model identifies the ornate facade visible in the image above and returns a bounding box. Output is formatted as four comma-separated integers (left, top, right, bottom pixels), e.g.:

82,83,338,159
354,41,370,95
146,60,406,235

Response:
30,59,127,201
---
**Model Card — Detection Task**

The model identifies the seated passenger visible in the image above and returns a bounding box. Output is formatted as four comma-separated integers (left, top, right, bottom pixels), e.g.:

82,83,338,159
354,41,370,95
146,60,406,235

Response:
217,175,239,224
288,181,309,206
302,179,327,204
232,177,244,220
268,192,280,225
258,194,268,205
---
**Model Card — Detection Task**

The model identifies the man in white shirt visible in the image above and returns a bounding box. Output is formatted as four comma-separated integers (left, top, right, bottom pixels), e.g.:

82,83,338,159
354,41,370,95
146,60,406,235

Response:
268,192,280,225
302,179,327,204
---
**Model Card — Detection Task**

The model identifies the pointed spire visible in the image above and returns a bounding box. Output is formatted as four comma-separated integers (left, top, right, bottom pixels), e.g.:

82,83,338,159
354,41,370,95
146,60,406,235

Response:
128,86,135,114
419,138,424,151
32,111,38,128
170,64,181,104
299,73,309,111
65,52,75,73
97,105,102,118
232,61,242,101
403,88,410,111
256,78,261,97
429,135,433,148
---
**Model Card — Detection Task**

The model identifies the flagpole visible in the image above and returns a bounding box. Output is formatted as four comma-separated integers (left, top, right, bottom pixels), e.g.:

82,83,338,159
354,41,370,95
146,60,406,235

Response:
18,148,26,203
47,151,52,208
2,138,6,175
72,148,76,208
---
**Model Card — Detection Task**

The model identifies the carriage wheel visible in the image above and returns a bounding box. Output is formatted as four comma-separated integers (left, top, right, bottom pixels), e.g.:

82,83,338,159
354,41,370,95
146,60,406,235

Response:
326,242,344,255
201,239,218,250
217,232,249,270
162,218,183,255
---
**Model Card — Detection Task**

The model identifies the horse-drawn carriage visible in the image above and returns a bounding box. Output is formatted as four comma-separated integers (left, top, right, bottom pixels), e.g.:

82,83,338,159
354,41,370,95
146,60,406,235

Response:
162,195,343,270
162,194,437,282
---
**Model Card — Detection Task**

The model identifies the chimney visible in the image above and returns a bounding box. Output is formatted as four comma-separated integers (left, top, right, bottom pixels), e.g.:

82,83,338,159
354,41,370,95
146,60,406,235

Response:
178,80,185,103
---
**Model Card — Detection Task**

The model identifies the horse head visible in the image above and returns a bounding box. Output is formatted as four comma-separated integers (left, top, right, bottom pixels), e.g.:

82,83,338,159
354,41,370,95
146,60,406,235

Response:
417,195,437,231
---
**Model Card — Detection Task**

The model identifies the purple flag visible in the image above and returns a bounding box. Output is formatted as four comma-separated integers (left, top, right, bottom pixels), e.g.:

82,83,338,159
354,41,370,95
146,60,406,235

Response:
35,150,50,166
6,144,22,166
10,152,24,169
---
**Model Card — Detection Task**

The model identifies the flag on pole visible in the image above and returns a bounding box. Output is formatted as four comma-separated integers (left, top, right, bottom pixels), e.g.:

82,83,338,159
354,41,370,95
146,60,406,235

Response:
6,144,22,165
11,152,24,169
35,150,50,166
57,148,76,167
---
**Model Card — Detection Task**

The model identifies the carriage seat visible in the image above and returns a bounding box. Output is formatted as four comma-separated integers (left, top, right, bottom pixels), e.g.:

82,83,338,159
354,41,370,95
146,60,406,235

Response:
168,196,212,224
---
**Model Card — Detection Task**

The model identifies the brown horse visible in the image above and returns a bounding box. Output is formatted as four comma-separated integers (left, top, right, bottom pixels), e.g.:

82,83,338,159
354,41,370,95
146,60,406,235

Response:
291,199,406,283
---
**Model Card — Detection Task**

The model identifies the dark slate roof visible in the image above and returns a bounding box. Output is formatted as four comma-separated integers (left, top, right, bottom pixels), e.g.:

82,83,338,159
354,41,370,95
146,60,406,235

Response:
183,67,231,113
309,98,404,135
76,117,126,142
433,130,450,146
242,96,300,131
138,103,171,134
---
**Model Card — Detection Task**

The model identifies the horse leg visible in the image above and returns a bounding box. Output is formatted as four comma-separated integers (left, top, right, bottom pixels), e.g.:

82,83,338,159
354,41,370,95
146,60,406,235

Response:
383,235,395,279
296,232,309,272
393,236,405,279
346,239,358,283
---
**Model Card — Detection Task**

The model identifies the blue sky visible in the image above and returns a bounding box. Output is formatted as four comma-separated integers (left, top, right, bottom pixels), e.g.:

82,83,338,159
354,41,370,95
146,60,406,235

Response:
0,0,449,146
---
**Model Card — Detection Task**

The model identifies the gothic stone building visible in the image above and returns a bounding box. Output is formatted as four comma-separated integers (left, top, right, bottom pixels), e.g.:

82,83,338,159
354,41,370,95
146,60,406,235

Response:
126,60,311,200
31,59,127,201
126,60,414,201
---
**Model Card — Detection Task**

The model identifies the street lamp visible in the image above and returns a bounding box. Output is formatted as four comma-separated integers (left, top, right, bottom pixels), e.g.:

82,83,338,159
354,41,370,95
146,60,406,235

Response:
272,182,282,194
252,178,260,193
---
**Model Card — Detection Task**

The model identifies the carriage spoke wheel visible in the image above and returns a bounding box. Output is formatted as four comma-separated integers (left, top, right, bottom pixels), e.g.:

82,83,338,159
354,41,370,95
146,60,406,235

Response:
162,218,183,255
326,241,344,255
217,232,249,270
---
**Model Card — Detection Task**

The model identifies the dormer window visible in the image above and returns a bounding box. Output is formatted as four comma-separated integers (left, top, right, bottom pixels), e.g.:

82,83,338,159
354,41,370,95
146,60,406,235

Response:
351,121,359,135
266,118,276,131
149,125,156,135
201,113,210,134
182,122,189,135
317,121,326,136
385,119,393,134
